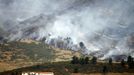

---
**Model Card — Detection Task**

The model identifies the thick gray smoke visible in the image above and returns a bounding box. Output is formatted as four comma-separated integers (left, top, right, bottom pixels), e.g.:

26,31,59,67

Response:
0,0,134,59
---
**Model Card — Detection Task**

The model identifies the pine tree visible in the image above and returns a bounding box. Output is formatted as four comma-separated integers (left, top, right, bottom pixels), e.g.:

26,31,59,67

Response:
121,59,125,67
71,56,79,64
91,56,97,65
85,57,89,64
109,58,112,65
127,56,134,69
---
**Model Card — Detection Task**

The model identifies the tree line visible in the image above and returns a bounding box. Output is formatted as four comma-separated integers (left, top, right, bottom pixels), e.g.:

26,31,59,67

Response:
71,56,97,65
71,55,134,68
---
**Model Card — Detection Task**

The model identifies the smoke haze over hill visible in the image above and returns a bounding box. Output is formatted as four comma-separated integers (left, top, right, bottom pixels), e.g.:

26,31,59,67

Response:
0,0,134,59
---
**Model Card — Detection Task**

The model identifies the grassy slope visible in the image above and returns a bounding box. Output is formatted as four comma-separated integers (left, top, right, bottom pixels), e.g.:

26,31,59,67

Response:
0,41,82,72
0,41,54,62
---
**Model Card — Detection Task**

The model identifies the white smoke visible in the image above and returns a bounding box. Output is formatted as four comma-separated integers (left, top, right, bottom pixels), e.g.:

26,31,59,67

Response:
0,0,134,59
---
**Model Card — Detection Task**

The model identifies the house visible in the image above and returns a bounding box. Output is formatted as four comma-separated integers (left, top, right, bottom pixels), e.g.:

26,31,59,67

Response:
22,72,54,75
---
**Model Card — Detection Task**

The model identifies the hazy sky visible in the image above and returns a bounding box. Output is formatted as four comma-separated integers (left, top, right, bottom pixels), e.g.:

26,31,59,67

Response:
0,0,134,59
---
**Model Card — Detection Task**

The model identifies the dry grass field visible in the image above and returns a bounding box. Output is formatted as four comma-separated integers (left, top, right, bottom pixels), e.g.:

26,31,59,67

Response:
0,61,134,75
71,73,134,75
0,62,17,72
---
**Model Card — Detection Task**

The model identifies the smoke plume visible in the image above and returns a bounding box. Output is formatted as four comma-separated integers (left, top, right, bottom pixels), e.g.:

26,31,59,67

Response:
0,0,134,59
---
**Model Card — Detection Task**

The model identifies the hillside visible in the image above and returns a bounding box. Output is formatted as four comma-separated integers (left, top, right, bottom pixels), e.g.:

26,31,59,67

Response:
0,40,82,72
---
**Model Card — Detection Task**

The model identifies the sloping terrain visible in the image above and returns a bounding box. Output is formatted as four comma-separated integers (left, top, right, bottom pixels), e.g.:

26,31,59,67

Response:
0,40,82,72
